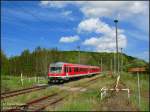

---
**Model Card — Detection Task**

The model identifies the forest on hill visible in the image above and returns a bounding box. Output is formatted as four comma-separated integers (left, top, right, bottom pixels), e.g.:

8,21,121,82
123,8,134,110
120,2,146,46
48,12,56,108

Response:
1,47,149,77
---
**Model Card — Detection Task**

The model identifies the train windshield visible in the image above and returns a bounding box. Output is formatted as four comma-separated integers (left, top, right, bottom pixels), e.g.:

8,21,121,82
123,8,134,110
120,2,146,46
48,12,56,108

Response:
50,67,62,73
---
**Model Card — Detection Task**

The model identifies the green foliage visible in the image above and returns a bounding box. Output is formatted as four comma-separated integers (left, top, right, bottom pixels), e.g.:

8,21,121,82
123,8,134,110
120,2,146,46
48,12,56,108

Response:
1,48,149,77
1,75,47,92
1,50,10,75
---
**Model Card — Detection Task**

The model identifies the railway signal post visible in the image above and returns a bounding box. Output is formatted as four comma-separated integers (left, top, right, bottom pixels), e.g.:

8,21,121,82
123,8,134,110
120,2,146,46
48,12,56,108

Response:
114,19,119,75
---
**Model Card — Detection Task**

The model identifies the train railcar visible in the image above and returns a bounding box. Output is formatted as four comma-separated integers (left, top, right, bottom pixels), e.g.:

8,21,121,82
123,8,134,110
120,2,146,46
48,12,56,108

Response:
48,62,102,83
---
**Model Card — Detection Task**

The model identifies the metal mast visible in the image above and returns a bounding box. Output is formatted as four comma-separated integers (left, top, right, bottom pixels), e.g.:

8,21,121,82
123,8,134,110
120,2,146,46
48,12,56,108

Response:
114,19,119,74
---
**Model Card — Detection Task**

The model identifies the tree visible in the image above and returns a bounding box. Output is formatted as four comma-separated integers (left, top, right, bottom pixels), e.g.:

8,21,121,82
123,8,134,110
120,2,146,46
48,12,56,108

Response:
1,50,9,75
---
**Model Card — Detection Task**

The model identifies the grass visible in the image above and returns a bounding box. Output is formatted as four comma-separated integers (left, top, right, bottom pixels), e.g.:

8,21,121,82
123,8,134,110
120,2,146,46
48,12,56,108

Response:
54,72,149,111
53,75,115,111
121,72,149,111
1,72,149,111
1,75,48,93
54,92,95,111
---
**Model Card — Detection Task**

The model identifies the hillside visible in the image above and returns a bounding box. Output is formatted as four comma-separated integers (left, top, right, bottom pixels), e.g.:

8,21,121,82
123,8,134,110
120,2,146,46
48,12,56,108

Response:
1,47,149,77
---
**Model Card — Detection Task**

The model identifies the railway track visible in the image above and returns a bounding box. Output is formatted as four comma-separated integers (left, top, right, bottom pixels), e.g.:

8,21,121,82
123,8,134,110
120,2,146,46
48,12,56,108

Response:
3,92,67,112
1,85,48,99
3,75,102,111
72,75,103,88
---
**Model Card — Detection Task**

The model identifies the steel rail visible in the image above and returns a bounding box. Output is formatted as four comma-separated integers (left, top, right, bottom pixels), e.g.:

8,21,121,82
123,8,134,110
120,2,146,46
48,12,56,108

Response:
1,85,48,99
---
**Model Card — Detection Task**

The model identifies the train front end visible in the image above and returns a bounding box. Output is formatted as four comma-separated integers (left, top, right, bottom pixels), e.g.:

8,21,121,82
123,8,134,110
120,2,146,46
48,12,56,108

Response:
48,62,67,83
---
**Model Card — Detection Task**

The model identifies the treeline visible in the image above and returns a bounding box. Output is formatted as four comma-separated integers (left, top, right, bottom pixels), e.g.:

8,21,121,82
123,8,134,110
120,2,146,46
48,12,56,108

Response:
1,47,149,77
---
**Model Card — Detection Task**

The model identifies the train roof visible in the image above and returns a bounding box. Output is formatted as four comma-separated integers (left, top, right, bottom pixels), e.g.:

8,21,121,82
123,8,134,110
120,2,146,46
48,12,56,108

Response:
50,62,99,68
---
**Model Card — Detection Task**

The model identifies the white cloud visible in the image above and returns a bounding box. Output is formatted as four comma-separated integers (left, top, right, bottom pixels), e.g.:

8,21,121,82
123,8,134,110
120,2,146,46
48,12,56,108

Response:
78,18,113,35
40,1,71,8
40,1,148,34
40,1,148,52
40,1,148,19
83,35,127,52
61,11,72,16
59,35,79,43
81,18,127,52
143,51,149,55
40,1,50,6
79,1,148,19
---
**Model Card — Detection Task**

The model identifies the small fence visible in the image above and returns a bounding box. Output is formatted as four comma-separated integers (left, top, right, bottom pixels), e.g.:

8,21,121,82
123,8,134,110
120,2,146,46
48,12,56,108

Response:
20,73,47,86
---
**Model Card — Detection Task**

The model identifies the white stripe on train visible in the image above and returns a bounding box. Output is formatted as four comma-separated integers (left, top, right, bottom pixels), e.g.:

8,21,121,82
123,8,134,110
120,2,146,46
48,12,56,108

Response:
48,72,101,78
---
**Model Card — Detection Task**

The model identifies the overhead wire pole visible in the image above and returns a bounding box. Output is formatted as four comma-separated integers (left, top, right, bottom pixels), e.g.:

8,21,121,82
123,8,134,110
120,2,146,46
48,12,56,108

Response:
77,46,80,64
121,48,123,73
114,19,119,75
137,71,141,107
110,59,112,72
101,58,102,72
114,51,116,74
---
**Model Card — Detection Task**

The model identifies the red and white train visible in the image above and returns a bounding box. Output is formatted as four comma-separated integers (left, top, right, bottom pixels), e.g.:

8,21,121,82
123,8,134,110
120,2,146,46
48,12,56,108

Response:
48,62,102,83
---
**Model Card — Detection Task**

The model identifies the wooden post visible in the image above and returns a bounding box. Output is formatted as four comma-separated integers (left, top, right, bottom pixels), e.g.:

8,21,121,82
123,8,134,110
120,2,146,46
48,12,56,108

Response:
28,77,31,83
137,72,141,107
21,73,23,86
35,75,36,82
38,77,39,83
115,75,120,92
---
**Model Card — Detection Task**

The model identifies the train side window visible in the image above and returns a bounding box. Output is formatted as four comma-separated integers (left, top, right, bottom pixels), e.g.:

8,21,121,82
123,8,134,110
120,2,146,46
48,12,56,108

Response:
75,67,77,72
69,67,72,72
64,67,67,72
79,68,81,72
74,67,76,72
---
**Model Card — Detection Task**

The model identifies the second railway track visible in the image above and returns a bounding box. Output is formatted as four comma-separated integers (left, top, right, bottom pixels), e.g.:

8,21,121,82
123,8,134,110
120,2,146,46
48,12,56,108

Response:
1,85,48,99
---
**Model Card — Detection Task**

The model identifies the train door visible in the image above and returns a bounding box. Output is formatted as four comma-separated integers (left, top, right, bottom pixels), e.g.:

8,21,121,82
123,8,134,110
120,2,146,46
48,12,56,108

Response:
68,67,73,76
64,66,72,77
64,66,69,77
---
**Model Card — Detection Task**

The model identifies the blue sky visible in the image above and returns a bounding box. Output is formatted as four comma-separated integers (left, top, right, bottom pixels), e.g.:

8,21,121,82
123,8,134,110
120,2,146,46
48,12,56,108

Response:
1,1,149,62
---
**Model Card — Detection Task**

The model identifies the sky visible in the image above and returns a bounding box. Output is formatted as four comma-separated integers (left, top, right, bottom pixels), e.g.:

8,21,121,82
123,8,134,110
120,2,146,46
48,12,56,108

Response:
1,1,149,62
